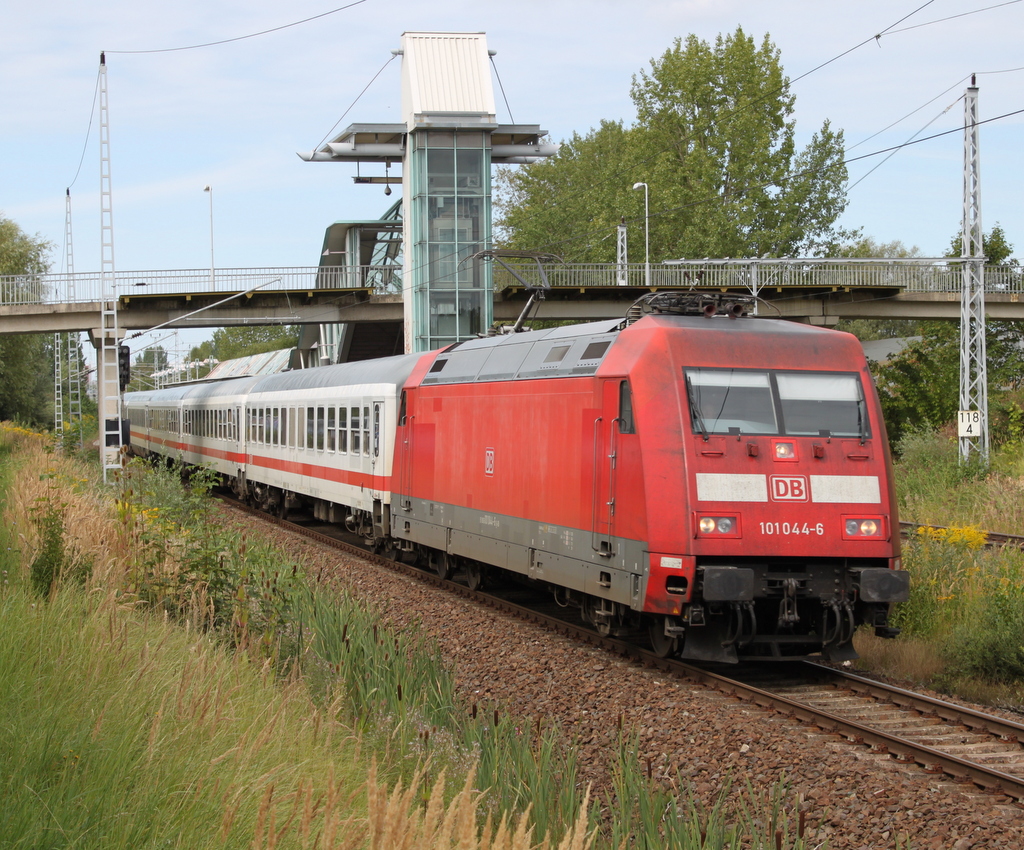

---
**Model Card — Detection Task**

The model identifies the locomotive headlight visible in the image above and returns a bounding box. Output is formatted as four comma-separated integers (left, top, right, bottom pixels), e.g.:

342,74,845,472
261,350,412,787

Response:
843,516,885,539
697,515,740,537
772,440,797,461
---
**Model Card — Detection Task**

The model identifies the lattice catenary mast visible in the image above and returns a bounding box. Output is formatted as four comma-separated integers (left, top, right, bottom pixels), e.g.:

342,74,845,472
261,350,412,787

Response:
959,77,988,463
98,51,123,481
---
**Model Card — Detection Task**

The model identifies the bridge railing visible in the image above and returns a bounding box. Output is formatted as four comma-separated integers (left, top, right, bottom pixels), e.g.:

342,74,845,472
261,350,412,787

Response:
3,260,1021,307
0,265,403,306
491,259,1024,294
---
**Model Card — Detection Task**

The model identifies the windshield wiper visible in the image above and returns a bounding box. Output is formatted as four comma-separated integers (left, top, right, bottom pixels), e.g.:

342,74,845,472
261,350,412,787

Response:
686,376,710,442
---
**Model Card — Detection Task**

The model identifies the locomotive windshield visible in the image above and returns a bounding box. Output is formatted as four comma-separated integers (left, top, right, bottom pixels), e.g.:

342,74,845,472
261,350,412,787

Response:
685,369,869,438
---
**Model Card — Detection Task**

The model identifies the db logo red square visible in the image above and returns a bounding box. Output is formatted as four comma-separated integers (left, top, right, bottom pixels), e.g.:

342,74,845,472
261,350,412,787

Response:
770,475,808,501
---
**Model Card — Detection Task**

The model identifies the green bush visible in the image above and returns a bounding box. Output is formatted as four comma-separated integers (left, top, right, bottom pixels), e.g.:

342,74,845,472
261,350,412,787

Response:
941,555,1024,684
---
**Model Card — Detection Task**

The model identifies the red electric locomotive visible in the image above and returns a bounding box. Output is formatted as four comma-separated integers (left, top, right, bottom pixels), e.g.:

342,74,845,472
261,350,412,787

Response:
389,293,907,662
126,293,908,663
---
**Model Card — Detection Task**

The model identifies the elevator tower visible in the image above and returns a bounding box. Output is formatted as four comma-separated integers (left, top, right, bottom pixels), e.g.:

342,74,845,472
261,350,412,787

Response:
301,32,556,353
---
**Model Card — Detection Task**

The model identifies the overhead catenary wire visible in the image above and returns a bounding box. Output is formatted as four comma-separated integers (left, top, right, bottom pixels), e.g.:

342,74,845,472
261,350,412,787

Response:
103,0,370,54
846,96,963,191
883,0,1023,36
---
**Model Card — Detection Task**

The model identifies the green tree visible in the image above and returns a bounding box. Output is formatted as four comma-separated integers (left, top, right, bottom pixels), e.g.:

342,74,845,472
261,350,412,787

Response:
0,215,53,426
496,28,851,262
873,226,1024,447
834,237,923,341
948,221,1017,265
189,325,298,363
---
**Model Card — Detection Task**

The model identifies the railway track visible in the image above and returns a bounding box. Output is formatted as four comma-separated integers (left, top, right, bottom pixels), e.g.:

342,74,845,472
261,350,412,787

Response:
900,520,1024,550
223,497,1024,804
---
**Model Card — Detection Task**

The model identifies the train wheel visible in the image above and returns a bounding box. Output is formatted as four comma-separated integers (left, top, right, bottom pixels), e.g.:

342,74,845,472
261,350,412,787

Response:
465,562,484,591
648,617,679,659
432,552,452,581
374,539,397,561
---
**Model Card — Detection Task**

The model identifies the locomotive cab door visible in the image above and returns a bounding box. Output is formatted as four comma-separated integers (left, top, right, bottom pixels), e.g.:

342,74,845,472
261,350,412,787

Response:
592,379,625,557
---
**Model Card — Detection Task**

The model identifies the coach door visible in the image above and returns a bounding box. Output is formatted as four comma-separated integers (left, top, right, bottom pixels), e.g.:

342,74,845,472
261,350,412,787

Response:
371,401,383,498
592,380,622,557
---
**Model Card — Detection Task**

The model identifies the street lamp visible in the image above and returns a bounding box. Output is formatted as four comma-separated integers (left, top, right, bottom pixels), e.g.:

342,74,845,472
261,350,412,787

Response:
204,185,214,289
632,182,649,288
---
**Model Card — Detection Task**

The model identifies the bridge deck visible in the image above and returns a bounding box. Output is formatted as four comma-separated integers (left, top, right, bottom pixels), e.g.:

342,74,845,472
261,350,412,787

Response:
2,260,1022,334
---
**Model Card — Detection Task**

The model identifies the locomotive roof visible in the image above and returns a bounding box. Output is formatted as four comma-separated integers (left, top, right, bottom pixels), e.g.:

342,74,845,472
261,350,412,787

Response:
418,314,862,386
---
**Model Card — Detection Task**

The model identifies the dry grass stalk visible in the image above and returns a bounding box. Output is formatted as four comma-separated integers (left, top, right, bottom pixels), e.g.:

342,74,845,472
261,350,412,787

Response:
353,761,594,850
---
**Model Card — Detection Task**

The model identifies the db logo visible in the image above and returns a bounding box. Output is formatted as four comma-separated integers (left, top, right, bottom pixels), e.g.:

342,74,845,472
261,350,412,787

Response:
484,448,495,477
770,475,808,501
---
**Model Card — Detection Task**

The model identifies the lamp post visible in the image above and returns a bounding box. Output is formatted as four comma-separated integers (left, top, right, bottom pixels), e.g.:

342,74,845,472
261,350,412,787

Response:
204,185,214,289
632,182,649,288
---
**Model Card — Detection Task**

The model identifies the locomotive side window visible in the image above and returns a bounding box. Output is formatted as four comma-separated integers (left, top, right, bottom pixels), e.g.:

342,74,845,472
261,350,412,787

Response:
776,373,868,438
686,369,778,435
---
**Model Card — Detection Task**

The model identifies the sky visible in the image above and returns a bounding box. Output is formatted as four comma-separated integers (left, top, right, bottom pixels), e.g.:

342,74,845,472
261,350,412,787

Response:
2,0,1023,356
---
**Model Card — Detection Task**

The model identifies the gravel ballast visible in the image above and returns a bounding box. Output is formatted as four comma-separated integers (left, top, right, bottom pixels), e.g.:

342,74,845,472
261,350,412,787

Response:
231,510,1024,849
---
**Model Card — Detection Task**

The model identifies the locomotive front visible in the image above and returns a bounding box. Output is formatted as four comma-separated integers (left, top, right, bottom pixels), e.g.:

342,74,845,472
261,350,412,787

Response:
630,312,908,662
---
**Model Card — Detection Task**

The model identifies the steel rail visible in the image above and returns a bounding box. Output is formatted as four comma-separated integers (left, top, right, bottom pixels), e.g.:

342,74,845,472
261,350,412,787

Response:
805,662,1024,741
221,497,1024,802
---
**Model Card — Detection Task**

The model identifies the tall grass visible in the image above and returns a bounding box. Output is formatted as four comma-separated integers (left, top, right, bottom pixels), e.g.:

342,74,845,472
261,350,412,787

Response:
895,427,1024,532
1,425,822,849
856,427,1024,703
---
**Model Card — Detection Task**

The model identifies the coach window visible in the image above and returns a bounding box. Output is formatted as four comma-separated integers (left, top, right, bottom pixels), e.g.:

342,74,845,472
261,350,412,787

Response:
338,406,348,453
327,407,336,452
305,407,314,449
268,407,277,445
314,407,324,451
618,381,636,434
351,406,361,454
362,405,370,456
287,408,295,448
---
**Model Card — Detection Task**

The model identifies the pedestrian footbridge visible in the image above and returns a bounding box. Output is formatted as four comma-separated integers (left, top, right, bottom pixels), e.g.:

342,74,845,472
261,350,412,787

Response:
1,259,1022,338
